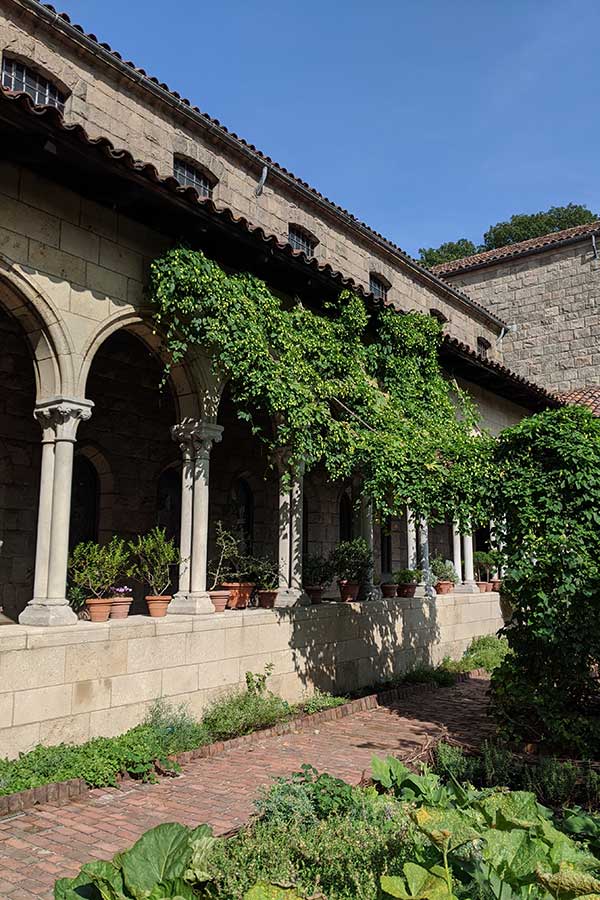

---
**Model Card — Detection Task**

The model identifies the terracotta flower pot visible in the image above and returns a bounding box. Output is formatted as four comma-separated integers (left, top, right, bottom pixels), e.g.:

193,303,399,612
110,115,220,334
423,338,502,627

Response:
109,597,132,619
338,580,360,602
258,589,277,609
491,579,502,592
476,581,488,593
305,586,323,604
85,597,113,622
222,582,255,609
209,590,230,613
381,583,397,598
434,580,454,595
146,595,171,617
397,583,417,598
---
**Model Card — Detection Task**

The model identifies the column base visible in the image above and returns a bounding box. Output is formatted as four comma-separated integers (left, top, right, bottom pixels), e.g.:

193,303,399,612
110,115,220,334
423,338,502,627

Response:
454,581,480,594
274,588,310,608
167,591,215,615
19,600,78,627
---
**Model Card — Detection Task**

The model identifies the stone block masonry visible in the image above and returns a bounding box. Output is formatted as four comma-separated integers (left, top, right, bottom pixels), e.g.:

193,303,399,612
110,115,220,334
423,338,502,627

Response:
0,594,502,758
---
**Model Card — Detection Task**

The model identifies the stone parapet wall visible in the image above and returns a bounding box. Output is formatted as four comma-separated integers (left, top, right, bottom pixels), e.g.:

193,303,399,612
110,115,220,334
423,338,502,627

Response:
0,594,502,758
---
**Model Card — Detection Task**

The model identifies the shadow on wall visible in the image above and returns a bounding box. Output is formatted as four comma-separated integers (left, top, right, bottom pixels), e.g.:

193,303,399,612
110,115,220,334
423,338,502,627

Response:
287,598,441,696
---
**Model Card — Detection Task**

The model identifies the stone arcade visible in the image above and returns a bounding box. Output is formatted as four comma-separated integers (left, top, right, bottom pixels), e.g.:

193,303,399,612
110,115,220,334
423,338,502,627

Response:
0,0,560,755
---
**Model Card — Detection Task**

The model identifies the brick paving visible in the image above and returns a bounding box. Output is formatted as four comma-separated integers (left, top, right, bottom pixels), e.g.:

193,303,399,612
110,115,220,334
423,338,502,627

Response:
0,675,492,899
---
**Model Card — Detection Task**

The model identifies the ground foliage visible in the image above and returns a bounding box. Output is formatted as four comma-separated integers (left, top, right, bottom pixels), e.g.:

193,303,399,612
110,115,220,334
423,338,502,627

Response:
149,247,492,527
489,406,600,756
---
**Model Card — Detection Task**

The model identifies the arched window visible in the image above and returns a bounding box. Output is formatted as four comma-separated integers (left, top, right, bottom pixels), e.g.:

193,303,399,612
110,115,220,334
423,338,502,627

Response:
2,58,66,112
157,467,181,543
235,478,254,554
69,455,99,551
173,157,216,199
339,491,353,543
288,224,318,258
380,516,392,575
369,273,390,302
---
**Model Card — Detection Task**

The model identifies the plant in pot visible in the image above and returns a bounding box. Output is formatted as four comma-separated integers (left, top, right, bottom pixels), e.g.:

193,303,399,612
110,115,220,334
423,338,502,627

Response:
251,556,281,609
473,550,494,592
207,522,239,612
331,538,373,602
393,568,422,598
68,537,130,622
109,584,134,619
488,549,502,591
303,554,334,604
129,527,180,617
210,522,255,610
429,556,459,595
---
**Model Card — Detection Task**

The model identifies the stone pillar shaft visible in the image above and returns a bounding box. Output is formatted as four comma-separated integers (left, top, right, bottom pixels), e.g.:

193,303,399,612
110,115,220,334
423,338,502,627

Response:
406,509,418,570
20,397,93,627
452,523,463,584
275,462,308,607
461,530,478,592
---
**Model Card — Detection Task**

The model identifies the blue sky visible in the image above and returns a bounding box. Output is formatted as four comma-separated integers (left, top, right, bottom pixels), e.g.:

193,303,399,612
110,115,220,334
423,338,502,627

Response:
57,0,599,257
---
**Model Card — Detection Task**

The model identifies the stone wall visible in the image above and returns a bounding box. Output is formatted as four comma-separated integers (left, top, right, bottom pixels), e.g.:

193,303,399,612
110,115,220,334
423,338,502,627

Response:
0,593,503,758
0,3,502,354
446,240,600,394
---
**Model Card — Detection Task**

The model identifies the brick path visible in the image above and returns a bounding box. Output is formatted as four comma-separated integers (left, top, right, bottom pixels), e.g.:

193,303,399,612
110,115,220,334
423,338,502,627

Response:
0,675,492,900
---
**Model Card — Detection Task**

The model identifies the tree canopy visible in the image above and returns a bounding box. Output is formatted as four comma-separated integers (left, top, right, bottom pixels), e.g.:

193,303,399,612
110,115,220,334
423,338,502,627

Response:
419,203,598,268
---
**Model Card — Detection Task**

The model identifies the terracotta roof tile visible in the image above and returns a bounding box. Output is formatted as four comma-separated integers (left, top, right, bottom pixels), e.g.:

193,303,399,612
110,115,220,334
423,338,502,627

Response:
431,222,600,276
0,85,559,410
560,386,600,416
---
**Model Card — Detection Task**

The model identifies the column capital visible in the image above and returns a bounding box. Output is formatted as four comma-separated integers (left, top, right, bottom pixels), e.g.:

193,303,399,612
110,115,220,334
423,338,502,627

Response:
34,397,94,442
171,419,223,459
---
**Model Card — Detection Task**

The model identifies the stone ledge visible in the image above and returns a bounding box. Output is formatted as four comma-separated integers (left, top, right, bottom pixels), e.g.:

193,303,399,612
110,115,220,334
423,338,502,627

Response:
0,670,487,818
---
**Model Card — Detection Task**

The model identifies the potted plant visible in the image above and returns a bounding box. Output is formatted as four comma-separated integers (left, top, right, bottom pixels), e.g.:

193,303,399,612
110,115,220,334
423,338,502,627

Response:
129,527,180,617
489,549,502,591
252,556,281,609
394,568,422,598
473,550,494,592
380,574,397,598
109,585,133,619
207,522,238,612
331,538,373,602
68,537,130,623
302,554,333,604
430,556,459,595
209,522,256,610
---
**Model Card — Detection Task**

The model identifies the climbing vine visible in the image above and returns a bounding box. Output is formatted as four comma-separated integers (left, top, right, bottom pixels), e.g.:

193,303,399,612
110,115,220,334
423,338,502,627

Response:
149,246,493,528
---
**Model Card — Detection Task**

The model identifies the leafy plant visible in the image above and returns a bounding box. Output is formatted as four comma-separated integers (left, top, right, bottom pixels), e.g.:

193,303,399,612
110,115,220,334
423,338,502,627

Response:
393,568,422,584
441,635,509,674
129,527,180,596
249,557,280,591
208,521,248,588
301,689,346,715
331,538,373,582
245,664,274,697
302,553,334,587
473,550,494,581
68,537,130,599
429,557,459,585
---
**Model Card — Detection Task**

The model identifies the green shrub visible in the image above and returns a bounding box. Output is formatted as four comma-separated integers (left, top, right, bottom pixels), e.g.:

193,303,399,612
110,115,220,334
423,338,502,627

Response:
442,634,509,675
301,689,347,715
401,664,455,687
201,690,292,742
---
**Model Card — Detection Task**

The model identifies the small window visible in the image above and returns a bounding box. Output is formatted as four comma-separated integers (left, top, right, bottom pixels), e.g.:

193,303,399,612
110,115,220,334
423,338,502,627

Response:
380,516,392,576
1,57,65,112
173,158,215,199
369,273,389,302
477,336,491,358
430,308,448,324
288,224,318,258
339,491,353,542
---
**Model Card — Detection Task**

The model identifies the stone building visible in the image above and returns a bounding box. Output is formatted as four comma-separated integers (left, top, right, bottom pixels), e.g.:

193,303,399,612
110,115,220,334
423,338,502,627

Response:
0,0,559,754
432,222,600,405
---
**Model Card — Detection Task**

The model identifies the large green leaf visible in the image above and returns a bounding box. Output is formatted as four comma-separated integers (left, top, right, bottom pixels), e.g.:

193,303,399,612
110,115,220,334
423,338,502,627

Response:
536,866,600,897
413,806,480,850
54,872,102,900
381,863,453,900
244,883,304,900
146,879,198,900
119,824,195,899
476,791,547,830
184,825,215,884
480,828,549,884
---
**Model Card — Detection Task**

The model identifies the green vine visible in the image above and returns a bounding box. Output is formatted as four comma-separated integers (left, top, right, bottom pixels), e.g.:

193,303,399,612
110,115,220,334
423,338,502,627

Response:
149,246,492,527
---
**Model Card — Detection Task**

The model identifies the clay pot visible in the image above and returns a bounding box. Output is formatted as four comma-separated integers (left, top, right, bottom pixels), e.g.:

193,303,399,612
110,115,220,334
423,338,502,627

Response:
338,580,360,602
222,582,255,609
397,583,417,598
146,595,171,617
85,597,112,623
434,580,454,595
381,583,397,598
490,579,502,592
257,589,277,609
476,581,488,593
305,586,323,604
209,590,230,613
484,581,493,592
109,596,132,619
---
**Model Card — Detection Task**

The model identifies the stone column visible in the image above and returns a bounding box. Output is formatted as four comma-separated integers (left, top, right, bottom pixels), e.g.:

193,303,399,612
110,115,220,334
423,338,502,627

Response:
359,495,378,600
452,523,463,585
418,518,436,599
20,398,93,627
406,509,418,570
275,465,309,607
461,530,478,593
169,420,223,615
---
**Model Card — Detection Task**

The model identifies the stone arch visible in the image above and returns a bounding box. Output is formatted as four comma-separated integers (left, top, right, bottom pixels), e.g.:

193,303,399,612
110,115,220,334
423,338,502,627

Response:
76,310,205,422
0,256,74,399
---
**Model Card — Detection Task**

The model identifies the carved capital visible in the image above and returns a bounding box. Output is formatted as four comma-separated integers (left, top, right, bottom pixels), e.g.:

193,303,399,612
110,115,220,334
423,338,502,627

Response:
34,397,94,442
171,419,223,459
